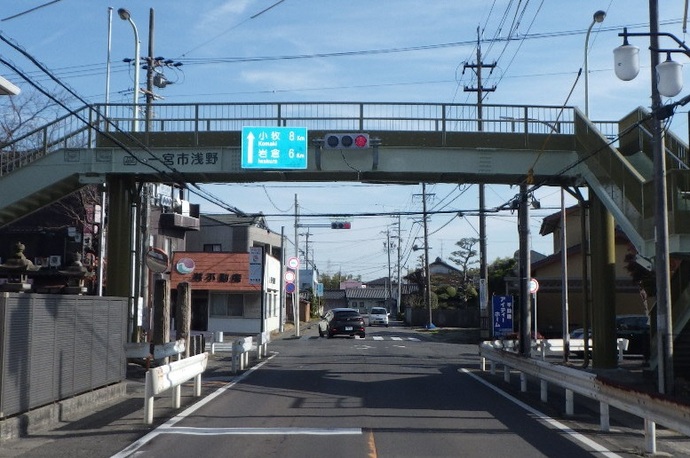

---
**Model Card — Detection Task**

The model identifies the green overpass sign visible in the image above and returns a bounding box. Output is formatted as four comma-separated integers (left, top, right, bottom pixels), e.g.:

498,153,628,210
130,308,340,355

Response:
241,126,308,169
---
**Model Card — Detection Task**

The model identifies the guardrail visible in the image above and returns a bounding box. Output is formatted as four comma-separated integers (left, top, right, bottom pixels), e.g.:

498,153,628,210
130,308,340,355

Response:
256,331,270,359
232,336,253,374
124,339,186,361
478,342,690,454
143,352,209,424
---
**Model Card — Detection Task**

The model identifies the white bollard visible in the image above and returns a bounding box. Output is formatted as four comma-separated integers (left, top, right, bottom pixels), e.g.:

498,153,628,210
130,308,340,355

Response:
644,419,657,454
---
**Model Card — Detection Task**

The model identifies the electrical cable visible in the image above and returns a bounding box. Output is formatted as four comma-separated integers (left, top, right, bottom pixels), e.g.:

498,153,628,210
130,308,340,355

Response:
0,32,248,216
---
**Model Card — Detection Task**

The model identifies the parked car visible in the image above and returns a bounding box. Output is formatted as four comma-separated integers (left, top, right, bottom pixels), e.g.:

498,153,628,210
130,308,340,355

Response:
616,314,650,357
368,307,389,327
569,328,591,339
318,308,366,338
569,328,592,358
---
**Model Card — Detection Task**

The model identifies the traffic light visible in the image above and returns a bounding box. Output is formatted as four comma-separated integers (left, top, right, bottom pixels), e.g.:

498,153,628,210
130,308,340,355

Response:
330,221,351,229
324,133,370,149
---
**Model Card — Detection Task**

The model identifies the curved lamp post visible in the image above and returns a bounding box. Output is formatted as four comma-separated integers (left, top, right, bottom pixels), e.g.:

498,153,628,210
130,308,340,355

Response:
584,10,606,118
611,2,690,394
118,8,140,132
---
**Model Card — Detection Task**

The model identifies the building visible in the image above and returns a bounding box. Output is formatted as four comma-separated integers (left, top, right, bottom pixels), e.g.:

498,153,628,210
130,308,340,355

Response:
185,213,282,259
173,213,285,335
532,205,645,337
170,250,281,334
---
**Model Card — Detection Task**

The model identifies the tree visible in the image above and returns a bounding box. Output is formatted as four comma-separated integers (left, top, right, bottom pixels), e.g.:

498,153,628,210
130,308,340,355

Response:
487,256,517,296
449,237,479,282
318,272,361,290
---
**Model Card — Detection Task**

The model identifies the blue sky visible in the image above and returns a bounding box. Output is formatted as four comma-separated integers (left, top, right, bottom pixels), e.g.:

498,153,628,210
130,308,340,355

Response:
1,1,689,280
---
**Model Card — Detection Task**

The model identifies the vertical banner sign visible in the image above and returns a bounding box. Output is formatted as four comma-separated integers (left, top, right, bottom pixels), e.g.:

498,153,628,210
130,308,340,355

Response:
492,295,514,338
249,247,263,285
479,278,487,312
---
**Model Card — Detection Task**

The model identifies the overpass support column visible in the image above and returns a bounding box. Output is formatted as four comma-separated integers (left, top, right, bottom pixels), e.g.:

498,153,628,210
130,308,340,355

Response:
106,176,136,336
590,194,617,368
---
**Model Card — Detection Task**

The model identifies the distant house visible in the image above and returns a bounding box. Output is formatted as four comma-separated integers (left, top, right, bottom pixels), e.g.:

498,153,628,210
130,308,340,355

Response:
340,279,363,289
346,287,389,313
322,276,419,316
429,257,462,276
322,289,347,311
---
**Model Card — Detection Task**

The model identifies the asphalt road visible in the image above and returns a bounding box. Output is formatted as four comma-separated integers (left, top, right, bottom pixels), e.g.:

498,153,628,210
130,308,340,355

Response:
113,325,660,458
3,323,689,457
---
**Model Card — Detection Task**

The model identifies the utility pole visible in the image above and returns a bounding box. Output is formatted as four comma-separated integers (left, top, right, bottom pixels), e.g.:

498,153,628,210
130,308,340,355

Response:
422,183,434,329
649,0,674,395
464,27,496,338
384,229,393,308
294,194,300,337
300,231,312,268
518,185,532,356
396,214,402,318
145,8,155,133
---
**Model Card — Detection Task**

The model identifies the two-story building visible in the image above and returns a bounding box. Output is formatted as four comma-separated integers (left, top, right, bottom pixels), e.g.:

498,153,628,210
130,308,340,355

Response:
175,213,285,335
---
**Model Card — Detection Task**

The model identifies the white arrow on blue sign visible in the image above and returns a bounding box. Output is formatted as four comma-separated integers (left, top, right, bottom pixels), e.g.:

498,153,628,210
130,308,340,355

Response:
242,126,308,169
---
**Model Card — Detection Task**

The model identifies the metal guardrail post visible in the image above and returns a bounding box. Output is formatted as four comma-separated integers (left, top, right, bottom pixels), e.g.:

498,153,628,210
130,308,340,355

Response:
479,342,690,454
600,402,610,432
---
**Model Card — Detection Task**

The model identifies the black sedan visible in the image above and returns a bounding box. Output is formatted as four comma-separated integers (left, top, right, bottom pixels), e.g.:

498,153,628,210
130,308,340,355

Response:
318,308,366,338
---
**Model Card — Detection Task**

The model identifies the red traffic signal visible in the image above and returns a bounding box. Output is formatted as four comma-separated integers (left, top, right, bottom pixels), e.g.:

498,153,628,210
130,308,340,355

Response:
324,133,370,149
330,221,351,229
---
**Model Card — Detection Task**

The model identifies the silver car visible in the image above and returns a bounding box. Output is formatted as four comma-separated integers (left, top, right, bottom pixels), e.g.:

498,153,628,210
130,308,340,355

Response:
368,307,389,327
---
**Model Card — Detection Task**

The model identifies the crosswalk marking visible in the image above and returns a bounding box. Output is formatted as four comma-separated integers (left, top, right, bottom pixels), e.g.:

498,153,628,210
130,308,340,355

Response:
307,335,421,342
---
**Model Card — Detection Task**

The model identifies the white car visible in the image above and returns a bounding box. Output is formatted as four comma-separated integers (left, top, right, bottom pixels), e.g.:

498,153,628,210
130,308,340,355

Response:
368,307,389,327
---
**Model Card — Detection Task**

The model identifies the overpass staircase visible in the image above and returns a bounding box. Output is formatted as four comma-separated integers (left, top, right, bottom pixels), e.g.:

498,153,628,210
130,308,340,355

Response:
575,107,690,377
1,102,690,376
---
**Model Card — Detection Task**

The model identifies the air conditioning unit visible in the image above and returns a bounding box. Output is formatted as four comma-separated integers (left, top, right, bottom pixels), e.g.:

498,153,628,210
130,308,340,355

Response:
49,255,61,267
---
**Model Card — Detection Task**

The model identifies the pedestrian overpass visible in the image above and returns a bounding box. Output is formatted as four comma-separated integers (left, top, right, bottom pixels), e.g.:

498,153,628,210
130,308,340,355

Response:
1,101,690,374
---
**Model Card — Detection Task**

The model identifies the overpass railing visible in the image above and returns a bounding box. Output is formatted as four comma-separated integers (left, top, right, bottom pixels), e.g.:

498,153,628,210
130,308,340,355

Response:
0,102,589,178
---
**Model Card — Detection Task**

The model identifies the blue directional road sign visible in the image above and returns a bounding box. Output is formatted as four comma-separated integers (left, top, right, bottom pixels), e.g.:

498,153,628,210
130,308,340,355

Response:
241,126,308,169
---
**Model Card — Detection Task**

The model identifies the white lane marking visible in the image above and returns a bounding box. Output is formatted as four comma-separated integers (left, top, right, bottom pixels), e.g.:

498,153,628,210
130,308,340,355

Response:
372,336,384,340
407,337,421,341
460,368,623,458
110,354,277,458
158,427,362,436
390,337,403,341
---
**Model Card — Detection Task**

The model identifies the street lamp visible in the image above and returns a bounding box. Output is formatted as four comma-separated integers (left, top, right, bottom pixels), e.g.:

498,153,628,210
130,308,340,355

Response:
612,1,687,395
118,8,140,132
0,75,20,96
584,10,606,118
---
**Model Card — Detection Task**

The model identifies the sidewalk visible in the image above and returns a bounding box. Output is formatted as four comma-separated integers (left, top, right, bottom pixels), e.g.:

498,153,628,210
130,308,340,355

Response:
0,321,310,451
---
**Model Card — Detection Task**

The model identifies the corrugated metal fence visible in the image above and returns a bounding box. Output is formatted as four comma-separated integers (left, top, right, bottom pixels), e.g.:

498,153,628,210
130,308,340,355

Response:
0,293,127,418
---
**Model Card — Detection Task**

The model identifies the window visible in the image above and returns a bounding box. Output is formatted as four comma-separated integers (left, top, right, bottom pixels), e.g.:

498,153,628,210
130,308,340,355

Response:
203,244,221,252
210,293,244,317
